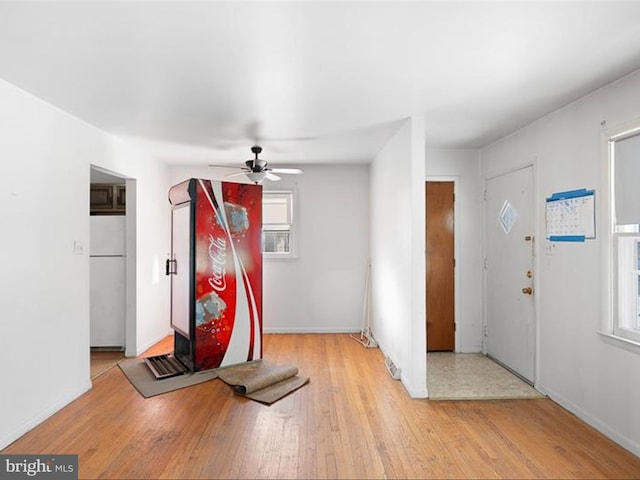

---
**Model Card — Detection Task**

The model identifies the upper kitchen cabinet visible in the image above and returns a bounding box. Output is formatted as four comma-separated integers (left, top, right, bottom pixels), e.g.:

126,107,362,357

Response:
90,183,126,215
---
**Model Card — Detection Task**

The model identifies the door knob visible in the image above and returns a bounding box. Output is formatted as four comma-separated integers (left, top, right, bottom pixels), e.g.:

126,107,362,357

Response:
522,287,533,295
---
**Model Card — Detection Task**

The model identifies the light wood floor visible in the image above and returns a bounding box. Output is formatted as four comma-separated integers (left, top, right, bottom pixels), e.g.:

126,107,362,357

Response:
4,334,640,479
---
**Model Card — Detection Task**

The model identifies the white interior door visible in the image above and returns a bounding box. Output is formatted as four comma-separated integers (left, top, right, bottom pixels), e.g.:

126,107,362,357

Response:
485,166,535,383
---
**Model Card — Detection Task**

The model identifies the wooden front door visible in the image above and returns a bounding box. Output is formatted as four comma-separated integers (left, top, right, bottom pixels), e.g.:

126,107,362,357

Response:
426,181,455,352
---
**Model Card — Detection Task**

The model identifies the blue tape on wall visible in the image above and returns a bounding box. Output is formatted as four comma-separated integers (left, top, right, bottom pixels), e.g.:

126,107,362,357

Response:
546,188,594,202
549,235,586,242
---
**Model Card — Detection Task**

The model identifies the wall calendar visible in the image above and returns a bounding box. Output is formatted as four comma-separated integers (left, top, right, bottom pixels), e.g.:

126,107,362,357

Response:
545,189,595,242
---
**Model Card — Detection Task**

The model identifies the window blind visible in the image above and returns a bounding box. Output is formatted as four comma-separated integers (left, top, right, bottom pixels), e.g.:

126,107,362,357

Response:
263,193,292,225
614,133,640,225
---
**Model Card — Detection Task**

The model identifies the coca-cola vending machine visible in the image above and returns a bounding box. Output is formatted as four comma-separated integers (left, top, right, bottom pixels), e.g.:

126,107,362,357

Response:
166,178,262,372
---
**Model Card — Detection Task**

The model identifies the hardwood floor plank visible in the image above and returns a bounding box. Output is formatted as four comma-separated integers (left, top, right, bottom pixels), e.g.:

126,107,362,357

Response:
3,334,640,479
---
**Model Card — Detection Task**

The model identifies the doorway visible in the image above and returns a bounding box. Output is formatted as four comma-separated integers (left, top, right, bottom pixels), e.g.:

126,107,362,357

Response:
89,166,137,365
484,165,535,383
426,181,455,352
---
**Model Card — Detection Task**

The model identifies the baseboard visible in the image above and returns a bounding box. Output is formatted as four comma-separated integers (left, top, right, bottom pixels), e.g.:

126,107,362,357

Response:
401,372,429,399
539,384,640,458
376,339,428,399
263,327,360,334
0,381,92,451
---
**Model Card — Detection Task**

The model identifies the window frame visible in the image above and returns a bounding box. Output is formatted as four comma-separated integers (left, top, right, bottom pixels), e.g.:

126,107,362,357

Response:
613,232,640,343
262,189,298,260
601,126,640,349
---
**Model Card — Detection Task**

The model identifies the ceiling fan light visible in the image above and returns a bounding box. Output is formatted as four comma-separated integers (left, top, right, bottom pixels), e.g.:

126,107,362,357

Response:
246,171,266,184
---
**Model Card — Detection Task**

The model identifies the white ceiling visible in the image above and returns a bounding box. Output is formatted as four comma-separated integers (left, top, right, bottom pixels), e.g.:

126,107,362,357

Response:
2,1,640,167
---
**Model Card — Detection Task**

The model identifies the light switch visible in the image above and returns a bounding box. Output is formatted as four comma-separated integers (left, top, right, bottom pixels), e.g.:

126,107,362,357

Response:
73,240,84,255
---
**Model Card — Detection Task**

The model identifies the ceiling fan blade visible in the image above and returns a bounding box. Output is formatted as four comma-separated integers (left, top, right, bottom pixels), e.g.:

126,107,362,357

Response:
225,171,250,178
269,168,304,175
209,164,242,169
265,173,282,181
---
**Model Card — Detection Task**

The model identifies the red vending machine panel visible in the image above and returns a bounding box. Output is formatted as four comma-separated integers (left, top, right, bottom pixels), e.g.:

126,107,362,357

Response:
168,178,262,371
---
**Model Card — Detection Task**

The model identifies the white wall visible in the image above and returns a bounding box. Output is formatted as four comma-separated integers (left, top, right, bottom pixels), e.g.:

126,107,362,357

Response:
370,116,427,397
166,164,370,334
426,149,483,353
263,165,370,333
481,70,640,456
0,79,169,450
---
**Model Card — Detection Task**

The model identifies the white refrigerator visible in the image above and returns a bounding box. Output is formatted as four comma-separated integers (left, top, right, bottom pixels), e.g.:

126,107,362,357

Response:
90,216,126,348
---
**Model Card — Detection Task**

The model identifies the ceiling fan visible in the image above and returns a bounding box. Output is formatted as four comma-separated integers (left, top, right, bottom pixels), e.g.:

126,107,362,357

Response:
209,146,304,184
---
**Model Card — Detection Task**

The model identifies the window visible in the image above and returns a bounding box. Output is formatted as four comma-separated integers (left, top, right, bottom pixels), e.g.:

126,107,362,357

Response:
607,131,640,344
262,191,296,258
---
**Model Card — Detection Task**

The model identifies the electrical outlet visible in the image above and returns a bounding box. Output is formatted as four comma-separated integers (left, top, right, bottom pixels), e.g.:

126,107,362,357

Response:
544,242,556,256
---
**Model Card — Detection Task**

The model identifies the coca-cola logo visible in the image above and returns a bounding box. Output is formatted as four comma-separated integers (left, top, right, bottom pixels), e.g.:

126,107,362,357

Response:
207,234,227,292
